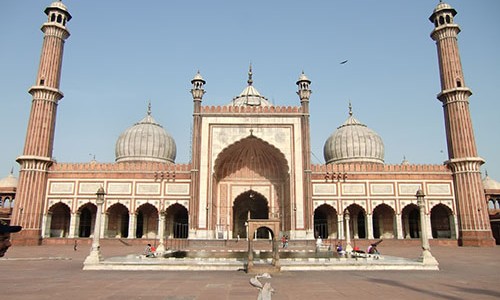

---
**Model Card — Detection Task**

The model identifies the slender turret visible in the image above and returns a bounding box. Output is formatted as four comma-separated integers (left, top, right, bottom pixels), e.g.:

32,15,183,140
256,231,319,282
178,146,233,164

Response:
12,1,71,245
429,1,494,246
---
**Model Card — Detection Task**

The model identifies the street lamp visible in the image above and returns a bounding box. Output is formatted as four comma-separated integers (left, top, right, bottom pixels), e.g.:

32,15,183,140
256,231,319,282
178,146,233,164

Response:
344,209,353,255
84,187,106,266
416,189,438,266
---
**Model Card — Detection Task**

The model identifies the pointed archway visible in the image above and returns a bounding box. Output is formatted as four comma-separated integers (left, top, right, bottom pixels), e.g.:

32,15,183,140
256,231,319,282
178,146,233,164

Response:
402,204,420,238
214,135,289,238
78,203,96,238
314,204,338,239
430,204,454,239
372,203,396,239
48,202,70,237
233,190,269,238
106,203,129,238
165,203,188,238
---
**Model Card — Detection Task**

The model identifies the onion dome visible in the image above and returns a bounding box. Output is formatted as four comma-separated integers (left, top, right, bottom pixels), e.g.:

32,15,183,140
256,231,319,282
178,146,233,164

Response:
0,170,18,189
115,103,176,163
323,103,384,164
229,64,272,107
483,172,500,190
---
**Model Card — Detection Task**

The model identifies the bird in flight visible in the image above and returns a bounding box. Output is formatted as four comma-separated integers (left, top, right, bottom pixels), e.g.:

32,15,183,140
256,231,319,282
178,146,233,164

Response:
340,60,348,64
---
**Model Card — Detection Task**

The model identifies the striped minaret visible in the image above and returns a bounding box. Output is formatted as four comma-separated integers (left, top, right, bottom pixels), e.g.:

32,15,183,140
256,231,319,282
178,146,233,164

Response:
297,72,313,238
12,1,71,245
429,2,494,246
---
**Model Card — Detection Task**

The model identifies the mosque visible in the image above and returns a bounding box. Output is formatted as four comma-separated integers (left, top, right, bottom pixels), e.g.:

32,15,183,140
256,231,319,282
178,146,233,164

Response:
2,1,497,247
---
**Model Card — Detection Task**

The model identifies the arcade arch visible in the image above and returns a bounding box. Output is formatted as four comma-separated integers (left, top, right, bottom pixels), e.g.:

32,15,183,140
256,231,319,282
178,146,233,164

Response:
78,203,96,238
135,203,158,238
402,204,420,238
344,204,366,239
48,202,70,237
165,203,188,238
106,203,129,238
313,204,338,239
430,204,454,239
372,203,396,239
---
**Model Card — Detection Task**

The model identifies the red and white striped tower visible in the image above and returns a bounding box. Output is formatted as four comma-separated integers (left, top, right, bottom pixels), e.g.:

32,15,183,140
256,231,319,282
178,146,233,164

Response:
12,1,71,245
429,2,494,246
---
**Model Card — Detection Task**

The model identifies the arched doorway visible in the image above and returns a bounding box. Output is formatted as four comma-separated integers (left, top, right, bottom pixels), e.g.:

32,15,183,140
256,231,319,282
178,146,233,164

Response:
214,135,289,237
314,204,338,239
78,203,96,237
136,203,158,238
372,203,396,239
165,203,188,238
233,190,269,239
106,203,129,238
345,204,366,239
48,202,70,237
402,204,420,238
430,204,453,239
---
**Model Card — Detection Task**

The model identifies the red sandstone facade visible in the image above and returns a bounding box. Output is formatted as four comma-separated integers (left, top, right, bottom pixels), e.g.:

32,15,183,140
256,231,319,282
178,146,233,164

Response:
10,1,494,247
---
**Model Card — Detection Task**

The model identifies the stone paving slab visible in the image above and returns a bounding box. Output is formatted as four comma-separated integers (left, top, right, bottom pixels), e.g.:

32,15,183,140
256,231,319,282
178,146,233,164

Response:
1,244,499,299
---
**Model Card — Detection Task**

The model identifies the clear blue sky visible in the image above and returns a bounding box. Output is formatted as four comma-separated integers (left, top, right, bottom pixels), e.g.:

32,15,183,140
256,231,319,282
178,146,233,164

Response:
1,1,499,181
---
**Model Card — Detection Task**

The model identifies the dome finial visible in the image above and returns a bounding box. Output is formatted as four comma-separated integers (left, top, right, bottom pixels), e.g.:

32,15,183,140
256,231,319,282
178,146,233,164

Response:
147,101,152,116
348,101,353,116
247,63,253,86
10,167,14,175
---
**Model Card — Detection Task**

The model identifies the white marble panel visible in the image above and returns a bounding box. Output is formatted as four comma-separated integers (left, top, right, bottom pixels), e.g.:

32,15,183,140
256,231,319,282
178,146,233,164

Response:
370,184,394,195
313,184,336,195
136,183,161,195
342,184,366,195
166,183,190,195
79,182,103,194
398,184,422,195
108,182,132,195
49,182,74,194
427,184,451,195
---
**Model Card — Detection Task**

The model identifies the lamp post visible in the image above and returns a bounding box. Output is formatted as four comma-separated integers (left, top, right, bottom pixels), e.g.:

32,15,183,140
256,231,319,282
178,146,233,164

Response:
416,189,438,265
344,210,353,255
84,187,106,265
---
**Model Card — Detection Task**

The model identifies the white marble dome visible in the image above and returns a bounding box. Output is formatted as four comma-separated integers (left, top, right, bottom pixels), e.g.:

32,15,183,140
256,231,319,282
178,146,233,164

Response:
324,106,384,164
229,65,272,107
483,174,500,190
0,172,17,188
115,105,176,163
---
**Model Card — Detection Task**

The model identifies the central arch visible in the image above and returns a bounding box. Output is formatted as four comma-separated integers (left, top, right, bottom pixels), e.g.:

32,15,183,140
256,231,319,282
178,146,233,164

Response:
213,135,290,238
233,190,269,238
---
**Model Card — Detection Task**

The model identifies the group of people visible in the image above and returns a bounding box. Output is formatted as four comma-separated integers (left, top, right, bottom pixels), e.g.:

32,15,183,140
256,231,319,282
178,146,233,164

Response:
335,241,380,257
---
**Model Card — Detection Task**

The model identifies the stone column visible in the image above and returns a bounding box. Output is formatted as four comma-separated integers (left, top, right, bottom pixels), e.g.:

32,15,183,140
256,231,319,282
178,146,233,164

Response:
337,213,344,240
366,214,374,239
68,212,78,238
128,212,136,239
404,214,411,238
395,213,403,239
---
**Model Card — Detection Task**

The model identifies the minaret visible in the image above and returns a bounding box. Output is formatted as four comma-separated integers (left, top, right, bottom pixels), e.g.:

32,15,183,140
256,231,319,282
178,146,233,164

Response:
429,2,494,246
190,71,205,236
296,72,313,237
12,1,71,245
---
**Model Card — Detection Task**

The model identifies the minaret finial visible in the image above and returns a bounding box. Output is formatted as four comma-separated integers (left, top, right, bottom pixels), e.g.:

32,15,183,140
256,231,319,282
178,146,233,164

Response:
247,63,253,86
147,101,152,116
348,101,353,116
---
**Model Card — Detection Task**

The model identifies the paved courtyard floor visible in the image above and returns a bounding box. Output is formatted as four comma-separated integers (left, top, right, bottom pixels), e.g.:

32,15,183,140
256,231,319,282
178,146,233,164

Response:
1,243,499,299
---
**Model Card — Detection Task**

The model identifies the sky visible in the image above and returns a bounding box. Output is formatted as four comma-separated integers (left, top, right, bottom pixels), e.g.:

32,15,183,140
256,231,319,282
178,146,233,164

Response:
1,1,499,181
